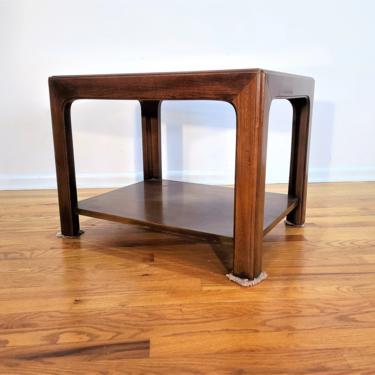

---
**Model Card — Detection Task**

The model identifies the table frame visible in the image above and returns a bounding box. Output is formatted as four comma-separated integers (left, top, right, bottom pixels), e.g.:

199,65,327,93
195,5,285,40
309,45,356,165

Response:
49,69,314,282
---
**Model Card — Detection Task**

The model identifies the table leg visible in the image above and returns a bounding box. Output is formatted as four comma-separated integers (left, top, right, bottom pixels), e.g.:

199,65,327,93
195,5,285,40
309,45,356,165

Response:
231,73,270,281
286,97,312,226
140,100,162,180
49,86,80,237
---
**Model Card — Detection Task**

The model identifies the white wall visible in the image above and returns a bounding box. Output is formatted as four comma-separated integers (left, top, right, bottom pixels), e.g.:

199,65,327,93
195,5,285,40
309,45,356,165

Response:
1,0,374,189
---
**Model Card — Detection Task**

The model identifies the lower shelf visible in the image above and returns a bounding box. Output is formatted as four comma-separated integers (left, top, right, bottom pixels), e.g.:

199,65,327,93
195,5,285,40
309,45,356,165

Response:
77,180,298,239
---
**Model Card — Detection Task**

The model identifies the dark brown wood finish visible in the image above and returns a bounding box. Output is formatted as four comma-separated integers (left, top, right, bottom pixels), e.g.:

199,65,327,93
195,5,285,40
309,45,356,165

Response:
287,97,312,225
77,180,298,240
265,70,314,227
49,69,314,281
230,70,314,279
49,95,80,237
231,71,270,279
140,100,162,180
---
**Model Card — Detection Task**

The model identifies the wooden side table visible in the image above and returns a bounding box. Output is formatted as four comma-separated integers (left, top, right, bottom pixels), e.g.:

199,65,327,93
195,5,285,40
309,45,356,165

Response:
49,69,314,285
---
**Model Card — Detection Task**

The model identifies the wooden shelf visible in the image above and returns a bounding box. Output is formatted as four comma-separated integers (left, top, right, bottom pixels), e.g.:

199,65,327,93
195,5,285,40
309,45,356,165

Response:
77,180,298,239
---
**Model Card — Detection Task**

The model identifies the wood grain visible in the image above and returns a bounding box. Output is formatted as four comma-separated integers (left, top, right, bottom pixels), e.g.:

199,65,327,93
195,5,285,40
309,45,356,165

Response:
77,180,297,240
140,100,162,180
49,69,314,280
0,182,374,374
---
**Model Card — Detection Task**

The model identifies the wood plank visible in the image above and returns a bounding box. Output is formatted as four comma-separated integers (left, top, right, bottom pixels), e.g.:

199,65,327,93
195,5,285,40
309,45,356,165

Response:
77,180,297,239
0,182,375,374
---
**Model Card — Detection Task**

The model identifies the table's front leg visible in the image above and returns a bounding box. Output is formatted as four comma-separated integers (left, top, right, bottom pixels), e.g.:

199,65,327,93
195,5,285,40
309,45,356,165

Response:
230,73,270,283
49,83,81,237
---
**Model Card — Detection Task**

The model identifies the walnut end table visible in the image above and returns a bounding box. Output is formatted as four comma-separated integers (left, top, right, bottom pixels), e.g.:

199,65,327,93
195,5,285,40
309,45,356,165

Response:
49,69,314,286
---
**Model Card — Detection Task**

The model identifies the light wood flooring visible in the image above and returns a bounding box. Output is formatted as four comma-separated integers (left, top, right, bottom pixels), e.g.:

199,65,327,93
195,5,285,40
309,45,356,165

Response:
0,182,374,374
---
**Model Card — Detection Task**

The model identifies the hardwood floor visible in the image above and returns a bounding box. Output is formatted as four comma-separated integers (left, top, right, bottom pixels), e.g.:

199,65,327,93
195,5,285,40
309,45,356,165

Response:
0,182,374,374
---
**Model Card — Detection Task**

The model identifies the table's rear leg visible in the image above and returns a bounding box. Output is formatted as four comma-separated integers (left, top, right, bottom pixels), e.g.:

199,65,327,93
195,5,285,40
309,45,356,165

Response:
49,90,81,237
140,100,162,180
286,97,312,226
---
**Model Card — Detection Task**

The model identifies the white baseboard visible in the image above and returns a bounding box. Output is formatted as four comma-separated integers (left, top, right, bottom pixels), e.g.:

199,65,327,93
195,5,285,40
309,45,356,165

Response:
308,167,375,182
1,167,375,190
0,172,143,190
